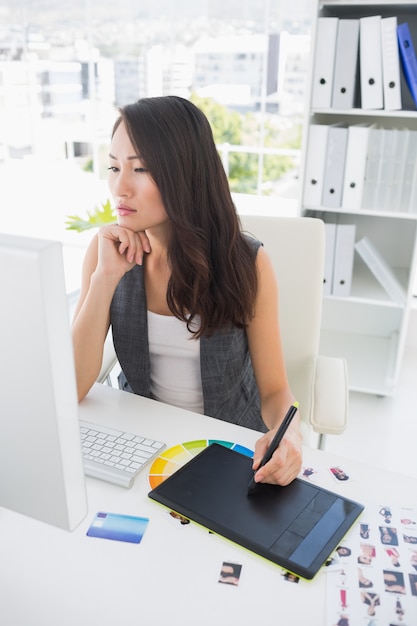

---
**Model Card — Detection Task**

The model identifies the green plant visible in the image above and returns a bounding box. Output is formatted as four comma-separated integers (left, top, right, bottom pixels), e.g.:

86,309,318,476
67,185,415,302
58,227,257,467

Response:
65,199,116,232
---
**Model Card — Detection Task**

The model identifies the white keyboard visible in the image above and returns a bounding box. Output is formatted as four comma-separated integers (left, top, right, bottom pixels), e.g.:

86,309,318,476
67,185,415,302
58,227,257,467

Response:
80,420,165,488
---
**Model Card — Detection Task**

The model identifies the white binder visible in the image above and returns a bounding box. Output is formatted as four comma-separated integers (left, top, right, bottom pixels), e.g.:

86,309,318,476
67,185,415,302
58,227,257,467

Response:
323,223,337,296
360,15,384,110
380,16,402,111
355,236,406,304
388,128,409,210
399,130,417,212
332,224,356,297
302,124,329,208
332,19,360,109
362,126,384,211
406,145,417,214
311,17,339,109
342,124,373,211
374,128,398,211
322,125,348,208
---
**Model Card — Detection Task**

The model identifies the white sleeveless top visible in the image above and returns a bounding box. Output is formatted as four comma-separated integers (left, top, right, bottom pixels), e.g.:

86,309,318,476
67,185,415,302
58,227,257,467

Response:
147,310,204,414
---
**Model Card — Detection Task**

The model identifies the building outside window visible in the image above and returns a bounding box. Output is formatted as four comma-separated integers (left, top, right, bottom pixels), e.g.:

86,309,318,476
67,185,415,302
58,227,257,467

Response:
0,0,313,266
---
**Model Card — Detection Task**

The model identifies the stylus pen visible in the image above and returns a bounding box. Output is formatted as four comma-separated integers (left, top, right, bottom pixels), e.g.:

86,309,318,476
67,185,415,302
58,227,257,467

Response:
247,401,299,495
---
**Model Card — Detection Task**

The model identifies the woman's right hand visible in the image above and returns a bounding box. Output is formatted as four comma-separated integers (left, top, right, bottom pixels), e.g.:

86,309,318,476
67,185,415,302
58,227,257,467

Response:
96,223,151,278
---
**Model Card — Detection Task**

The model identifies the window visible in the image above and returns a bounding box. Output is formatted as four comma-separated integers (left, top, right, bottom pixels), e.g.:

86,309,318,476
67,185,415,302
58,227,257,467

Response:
1,0,312,250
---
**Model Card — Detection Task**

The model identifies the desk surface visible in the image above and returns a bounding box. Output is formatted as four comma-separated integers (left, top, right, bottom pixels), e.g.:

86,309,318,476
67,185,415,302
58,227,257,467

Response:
1,384,416,626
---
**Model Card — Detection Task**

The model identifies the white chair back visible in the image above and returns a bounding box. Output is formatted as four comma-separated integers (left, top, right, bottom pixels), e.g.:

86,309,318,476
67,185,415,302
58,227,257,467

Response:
240,215,325,442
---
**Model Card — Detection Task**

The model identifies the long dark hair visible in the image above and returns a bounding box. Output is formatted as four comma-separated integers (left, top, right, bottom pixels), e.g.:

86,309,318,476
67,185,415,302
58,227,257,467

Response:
113,96,258,337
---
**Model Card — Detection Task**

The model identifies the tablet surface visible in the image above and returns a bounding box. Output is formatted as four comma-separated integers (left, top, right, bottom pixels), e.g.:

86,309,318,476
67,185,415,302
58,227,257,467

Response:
148,443,364,579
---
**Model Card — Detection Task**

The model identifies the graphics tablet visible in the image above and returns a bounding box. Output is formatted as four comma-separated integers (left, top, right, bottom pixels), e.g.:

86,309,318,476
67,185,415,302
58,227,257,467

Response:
148,443,364,580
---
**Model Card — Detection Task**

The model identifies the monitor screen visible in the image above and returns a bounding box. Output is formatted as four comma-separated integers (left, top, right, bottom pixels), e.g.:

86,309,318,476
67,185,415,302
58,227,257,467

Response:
0,234,87,531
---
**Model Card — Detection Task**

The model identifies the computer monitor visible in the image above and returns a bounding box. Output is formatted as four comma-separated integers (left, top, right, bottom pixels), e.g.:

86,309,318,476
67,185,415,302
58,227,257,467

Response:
0,233,88,531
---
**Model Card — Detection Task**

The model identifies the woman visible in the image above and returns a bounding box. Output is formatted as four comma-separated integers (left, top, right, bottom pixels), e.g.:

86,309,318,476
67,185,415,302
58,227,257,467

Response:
72,96,302,487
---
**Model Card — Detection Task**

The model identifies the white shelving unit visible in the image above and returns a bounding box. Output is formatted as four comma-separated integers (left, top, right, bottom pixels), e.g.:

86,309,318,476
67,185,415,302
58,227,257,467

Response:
300,1,417,396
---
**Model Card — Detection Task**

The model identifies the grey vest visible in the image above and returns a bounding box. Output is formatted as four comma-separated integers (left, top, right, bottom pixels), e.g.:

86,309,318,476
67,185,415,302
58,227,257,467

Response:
110,237,266,432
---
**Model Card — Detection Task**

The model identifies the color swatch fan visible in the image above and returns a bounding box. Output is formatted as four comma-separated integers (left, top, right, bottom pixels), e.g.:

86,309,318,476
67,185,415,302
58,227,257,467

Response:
148,439,253,489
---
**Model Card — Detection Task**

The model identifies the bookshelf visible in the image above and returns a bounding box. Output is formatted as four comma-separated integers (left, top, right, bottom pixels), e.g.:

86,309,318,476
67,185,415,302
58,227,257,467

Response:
300,1,417,396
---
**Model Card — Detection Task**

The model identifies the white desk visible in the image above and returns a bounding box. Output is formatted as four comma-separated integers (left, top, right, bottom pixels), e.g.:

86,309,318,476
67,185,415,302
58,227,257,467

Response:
1,384,416,626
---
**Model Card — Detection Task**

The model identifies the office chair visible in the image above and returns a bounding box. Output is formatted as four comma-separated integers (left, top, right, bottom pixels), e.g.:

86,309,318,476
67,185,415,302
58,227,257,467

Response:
97,328,118,387
97,215,348,450
239,214,348,450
